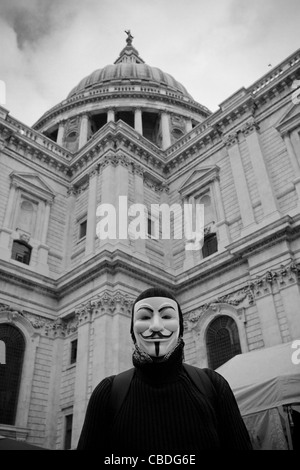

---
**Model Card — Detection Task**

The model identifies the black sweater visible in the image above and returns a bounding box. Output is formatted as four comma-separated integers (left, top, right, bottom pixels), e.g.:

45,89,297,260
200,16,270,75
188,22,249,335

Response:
77,347,252,451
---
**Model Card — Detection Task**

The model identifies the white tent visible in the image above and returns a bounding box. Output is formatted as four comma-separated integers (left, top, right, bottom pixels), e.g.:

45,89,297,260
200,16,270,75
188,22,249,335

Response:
216,341,300,450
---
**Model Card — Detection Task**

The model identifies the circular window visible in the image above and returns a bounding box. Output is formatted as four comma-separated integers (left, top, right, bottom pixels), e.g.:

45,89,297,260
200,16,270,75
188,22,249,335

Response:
66,131,77,142
171,128,184,139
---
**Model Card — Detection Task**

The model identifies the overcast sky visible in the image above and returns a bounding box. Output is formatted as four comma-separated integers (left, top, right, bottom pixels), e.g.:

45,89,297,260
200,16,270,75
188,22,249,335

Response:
0,0,299,126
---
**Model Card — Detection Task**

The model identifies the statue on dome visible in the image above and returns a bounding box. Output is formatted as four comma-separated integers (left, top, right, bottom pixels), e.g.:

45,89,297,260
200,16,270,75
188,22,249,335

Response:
125,30,133,46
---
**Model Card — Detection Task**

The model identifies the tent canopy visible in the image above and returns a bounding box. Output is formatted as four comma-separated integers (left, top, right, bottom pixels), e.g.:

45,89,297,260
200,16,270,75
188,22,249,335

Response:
216,341,300,416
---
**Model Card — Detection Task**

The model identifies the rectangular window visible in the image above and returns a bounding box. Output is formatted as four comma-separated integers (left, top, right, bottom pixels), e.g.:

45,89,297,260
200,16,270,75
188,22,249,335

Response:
70,339,78,365
79,220,87,239
64,414,73,450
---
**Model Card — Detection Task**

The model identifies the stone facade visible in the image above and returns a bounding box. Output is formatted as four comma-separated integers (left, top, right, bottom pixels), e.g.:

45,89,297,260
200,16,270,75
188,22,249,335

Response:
0,39,300,449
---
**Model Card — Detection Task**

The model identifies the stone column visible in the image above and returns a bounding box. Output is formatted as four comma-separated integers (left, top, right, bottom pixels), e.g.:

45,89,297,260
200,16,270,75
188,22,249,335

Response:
0,182,16,260
37,200,51,275
225,133,256,236
290,129,300,161
57,120,66,146
115,154,130,249
132,164,148,259
252,284,282,347
283,133,300,206
72,308,92,448
212,178,230,250
160,185,174,270
134,108,143,135
277,263,300,340
79,114,89,149
242,122,280,223
63,187,76,271
85,167,98,258
44,330,64,449
185,119,193,133
161,112,171,149
107,109,115,123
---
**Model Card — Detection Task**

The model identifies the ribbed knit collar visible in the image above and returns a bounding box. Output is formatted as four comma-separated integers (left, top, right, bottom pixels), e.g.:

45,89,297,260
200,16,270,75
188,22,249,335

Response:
132,338,185,384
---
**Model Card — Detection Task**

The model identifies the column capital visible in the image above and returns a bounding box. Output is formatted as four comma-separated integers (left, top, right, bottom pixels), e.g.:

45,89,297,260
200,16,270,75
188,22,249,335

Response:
241,120,260,137
132,162,144,177
88,165,99,179
223,132,239,148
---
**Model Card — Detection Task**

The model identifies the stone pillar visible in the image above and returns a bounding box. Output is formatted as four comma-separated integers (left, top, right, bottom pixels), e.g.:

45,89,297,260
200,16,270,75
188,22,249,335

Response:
225,134,256,236
290,129,300,161
57,120,66,146
185,119,193,133
242,122,280,223
253,290,282,347
79,114,89,149
72,308,92,448
115,155,130,249
283,133,300,206
37,201,51,275
44,332,64,449
160,185,174,270
277,264,300,340
63,187,76,271
85,167,98,258
107,109,115,123
212,178,230,250
134,108,143,135
132,164,148,259
161,112,171,149
97,157,116,249
3,182,17,227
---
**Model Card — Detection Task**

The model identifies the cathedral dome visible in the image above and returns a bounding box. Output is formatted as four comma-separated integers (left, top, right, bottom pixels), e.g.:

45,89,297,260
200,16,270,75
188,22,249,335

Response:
67,62,194,100
33,31,211,149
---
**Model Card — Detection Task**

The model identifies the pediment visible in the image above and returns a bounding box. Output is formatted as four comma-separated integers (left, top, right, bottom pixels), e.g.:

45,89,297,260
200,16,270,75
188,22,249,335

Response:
276,103,300,134
179,165,220,198
10,172,55,202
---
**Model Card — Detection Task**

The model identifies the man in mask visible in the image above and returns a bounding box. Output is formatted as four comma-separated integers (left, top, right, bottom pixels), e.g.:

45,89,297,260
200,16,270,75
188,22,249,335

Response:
77,287,252,451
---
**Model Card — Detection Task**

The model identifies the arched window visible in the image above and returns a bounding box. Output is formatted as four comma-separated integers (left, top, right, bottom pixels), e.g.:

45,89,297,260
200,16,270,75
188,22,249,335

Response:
18,200,34,234
11,240,32,265
206,315,242,370
200,195,214,226
0,324,25,425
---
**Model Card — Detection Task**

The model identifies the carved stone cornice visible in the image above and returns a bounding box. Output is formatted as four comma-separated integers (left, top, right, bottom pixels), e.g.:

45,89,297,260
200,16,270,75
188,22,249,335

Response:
186,260,300,328
25,313,79,338
90,291,134,317
101,152,130,169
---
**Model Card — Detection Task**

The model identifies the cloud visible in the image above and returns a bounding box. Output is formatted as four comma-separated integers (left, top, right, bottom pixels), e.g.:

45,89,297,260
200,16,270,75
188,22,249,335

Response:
0,0,299,125
0,0,80,50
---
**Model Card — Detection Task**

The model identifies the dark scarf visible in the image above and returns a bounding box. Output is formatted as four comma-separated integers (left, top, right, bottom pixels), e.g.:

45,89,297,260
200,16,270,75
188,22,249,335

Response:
132,337,185,384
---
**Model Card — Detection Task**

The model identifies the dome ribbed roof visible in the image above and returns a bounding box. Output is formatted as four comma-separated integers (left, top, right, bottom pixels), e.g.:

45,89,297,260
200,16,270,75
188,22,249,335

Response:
67,62,194,99
67,32,194,100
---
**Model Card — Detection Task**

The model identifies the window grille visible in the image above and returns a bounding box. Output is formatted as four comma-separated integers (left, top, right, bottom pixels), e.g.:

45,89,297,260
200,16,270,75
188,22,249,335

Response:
206,316,241,370
11,240,32,265
202,233,218,258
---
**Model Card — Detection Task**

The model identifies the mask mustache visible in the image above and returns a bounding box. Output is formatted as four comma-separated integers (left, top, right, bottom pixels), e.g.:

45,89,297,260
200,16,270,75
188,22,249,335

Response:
141,331,173,339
